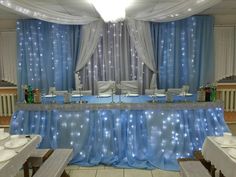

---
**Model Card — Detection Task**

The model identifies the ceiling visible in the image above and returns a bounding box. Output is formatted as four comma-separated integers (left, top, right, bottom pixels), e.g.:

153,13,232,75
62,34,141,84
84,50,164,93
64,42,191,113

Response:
0,0,235,21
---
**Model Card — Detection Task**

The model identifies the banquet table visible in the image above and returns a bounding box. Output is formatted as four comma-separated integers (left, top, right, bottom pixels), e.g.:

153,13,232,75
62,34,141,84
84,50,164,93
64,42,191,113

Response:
202,136,236,177
10,96,229,171
41,94,196,104
0,135,41,177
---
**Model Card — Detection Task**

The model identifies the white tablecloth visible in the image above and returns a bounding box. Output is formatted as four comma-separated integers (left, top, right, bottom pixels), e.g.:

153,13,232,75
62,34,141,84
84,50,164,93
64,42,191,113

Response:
0,135,41,177
202,136,236,177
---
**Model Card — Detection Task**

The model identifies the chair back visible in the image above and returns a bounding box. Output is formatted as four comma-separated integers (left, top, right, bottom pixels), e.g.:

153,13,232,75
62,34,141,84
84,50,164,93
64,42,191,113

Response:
120,80,138,94
97,81,115,95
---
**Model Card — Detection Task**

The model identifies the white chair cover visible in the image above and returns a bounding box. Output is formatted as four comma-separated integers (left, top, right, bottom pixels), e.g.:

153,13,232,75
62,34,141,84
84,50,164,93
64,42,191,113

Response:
120,80,138,94
145,89,165,95
54,90,68,96
97,81,115,95
72,90,92,96
181,85,190,93
167,88,182,95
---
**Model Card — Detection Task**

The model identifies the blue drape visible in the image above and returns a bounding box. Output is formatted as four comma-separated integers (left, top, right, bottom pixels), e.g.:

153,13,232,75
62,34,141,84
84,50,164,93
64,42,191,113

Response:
10,105,229,171
17,20,80,101
150,16,214,92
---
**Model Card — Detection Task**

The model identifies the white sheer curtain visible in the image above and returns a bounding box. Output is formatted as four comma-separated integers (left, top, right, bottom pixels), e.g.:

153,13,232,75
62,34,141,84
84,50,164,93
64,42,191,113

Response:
214,26,236,81
75,20,103,89
78,22,153,94
127,19,157,88
0,31,17,84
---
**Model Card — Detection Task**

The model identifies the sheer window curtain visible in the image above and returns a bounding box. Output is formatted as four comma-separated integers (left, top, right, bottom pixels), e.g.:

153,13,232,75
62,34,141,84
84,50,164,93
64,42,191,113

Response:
214,26,236,81
78,22,153,94
17,20,80,101
0,31,17,84
151,16,214,92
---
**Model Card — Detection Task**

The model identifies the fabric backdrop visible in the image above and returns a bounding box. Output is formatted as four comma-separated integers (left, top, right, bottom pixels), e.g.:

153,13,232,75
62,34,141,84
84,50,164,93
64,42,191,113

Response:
214,26,236,81
150,16,214,92
78,21,153,94
17,19,80,101
0,31,17,84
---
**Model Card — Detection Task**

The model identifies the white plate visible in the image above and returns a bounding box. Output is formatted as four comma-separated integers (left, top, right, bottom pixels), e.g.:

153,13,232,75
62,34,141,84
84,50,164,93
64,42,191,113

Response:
44,94,57,98
0,132,9,141
0,149,17,162
126,94,139,97
98,94,111,98
0,146,4,150
4,138,28,149
228,148,236,159
214,137,236,146
179,93,193,96
72,94,83,97
155,94,166,97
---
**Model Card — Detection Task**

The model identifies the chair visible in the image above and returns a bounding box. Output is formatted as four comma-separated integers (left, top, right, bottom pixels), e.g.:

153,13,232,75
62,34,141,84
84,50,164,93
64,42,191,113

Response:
97,81,115,95
54,90,68,96
145,89,165,95
167,88,182,95
181,85,190,93
166,88,182,102
72,90,92,96
48,87,56,95
120,80,138,94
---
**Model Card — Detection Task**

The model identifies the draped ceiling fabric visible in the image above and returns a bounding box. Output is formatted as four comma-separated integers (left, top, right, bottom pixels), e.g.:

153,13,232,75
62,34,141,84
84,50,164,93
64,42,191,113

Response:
0,0,221,24
17,20,80,101
78,22,153,94
151,16,214,92
0,31,17,84
214,26,236,82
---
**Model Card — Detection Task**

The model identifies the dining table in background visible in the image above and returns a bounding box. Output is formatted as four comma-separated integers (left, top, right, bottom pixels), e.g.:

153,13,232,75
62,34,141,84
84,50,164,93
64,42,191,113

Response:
0,135,41,177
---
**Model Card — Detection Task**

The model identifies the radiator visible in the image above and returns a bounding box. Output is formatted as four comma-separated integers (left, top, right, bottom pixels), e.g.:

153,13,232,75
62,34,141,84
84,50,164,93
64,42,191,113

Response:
218,89,236,112
0,94,16,116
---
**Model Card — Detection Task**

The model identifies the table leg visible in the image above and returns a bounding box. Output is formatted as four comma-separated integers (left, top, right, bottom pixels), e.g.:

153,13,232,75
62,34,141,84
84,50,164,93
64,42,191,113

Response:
61,170,70,177
219,170,225,177
23,161,29,177
210,165,216,177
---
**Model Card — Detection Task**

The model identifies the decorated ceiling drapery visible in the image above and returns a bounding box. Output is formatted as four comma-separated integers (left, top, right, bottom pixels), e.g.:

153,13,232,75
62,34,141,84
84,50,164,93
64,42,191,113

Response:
0,0,221,24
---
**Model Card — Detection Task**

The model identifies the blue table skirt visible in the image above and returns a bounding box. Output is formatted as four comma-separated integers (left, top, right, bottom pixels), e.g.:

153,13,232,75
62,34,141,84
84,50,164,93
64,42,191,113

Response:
10,102,229,171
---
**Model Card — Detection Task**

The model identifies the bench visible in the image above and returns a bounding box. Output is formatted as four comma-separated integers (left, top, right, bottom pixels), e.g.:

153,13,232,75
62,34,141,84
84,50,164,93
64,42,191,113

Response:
179,160,211,177
32,149,73,177
193,150,216,177
24,149,53,177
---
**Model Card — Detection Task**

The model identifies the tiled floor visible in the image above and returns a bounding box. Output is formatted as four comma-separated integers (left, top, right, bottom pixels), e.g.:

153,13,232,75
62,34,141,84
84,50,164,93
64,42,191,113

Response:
15,165,180,177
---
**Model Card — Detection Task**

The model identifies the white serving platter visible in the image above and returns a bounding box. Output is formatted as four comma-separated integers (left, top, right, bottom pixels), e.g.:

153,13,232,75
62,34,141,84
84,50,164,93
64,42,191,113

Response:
179,93,193,96
126,94,139,97
44,94,57,98
0,149,17,163
215,137,236,146
228,148,236,159
4,138,28,149
0,132,9,141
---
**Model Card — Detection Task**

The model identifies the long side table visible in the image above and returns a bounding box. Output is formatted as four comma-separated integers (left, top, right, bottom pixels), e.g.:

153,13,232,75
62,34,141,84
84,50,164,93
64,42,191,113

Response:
10,101,229,171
